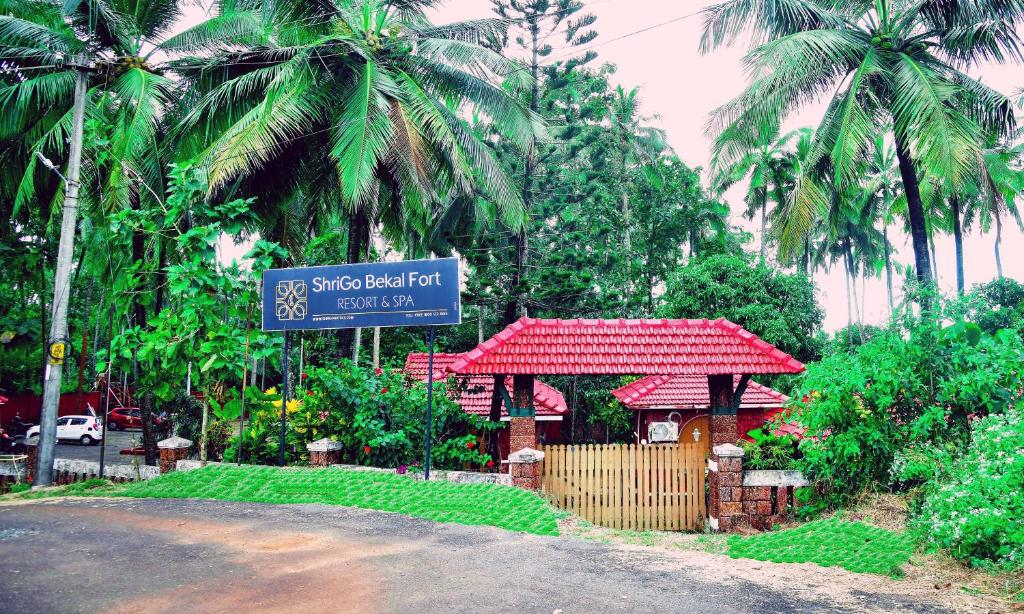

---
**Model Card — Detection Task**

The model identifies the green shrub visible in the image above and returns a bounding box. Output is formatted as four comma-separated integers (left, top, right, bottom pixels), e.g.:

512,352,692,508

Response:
792,316,1024,510
914,408,1024,570
740,428,799,470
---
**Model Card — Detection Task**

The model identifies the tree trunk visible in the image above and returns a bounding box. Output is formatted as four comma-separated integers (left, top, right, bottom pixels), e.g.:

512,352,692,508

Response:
951,196,965,295
843,251,853,347
372,327,380,369
893,134,934,289
477,305,485,344
800,236,810,275
77,277,93,394
883,223,894,312
845,240,865,345
131,225,158,466
622,189,632,254
929,229,940,286
339,210,368,359
487,375,503,462
199,384,210,464
759,190,767,261
994,208,1004,278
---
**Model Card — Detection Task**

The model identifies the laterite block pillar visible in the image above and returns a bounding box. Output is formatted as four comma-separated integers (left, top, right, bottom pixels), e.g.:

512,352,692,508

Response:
509,374,538,452
708,374,738,449
157,436,192,474
509,374,540,489
708,443,746,532
307,438,342,467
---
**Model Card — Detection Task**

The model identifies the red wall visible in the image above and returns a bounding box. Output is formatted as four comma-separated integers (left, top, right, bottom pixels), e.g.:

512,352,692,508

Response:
1,391,102,426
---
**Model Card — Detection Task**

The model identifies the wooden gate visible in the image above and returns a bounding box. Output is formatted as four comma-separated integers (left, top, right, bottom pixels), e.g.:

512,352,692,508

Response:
540,439,707,531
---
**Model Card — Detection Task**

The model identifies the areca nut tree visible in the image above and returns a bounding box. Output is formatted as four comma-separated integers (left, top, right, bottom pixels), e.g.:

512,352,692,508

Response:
701,0,1021,290
171,0,545,258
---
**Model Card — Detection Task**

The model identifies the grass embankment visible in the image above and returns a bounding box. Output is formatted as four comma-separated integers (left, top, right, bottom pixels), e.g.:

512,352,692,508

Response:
727,518,916,576
7,465,560,536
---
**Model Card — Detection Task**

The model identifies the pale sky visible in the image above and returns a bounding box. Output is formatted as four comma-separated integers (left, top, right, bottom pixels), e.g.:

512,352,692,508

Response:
430,0,1024,331
205,1,1024,332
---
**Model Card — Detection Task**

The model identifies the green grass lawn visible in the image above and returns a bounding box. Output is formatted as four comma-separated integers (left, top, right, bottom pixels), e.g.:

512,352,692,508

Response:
81,465,559,536
727,518,916,576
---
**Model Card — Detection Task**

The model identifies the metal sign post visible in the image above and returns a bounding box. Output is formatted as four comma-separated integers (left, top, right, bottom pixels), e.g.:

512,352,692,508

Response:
424,326,435,480
261,258,461,475
279,331,289,467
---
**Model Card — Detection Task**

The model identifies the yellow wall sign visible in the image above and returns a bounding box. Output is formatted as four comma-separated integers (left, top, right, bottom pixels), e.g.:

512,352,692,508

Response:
48,341,66,365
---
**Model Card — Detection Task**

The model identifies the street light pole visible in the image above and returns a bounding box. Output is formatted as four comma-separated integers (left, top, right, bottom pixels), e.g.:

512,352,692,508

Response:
35,57,89,487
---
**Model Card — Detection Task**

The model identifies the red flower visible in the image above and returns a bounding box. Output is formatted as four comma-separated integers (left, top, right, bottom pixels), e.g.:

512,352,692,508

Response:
374,367,383,376
486,460,494,468
307,390,314,397
466,441,475,450
381,387,389,394
801,394,810,404
301,372,308,381
363,445,371,454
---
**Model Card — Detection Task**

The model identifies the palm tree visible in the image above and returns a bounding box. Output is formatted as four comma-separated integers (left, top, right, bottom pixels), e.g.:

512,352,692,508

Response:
710,119,805,261
701,0,1021,291
1,0,193,466
969,131,1024,279
860,135,901,309
173,0,542,255
606,85,668,253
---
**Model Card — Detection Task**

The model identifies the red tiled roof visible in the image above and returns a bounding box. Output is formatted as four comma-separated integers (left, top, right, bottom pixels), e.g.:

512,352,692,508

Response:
447,318,805,375
612,375,789,410
404,353,567,418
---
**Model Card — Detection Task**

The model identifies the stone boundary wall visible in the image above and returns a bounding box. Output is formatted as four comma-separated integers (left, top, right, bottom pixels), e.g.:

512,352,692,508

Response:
0,456,159,493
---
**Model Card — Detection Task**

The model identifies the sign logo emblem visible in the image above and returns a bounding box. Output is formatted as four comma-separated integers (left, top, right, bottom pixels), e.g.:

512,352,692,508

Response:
275,280,308,321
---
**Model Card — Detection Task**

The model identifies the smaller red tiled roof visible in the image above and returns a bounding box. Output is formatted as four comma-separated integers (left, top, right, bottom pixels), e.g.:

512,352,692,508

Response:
404,353,567,418
447,318,805,375
612,375,788,410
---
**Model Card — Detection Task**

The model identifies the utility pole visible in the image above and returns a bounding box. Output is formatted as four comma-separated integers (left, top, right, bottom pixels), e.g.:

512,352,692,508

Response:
35,56,89,487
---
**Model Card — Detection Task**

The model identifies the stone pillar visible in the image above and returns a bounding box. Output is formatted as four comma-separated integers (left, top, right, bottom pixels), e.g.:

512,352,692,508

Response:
157,436,192,474
708,443,746,532
508,447,544,490
307,438,342,467
510,374,537,452
708,374,737,449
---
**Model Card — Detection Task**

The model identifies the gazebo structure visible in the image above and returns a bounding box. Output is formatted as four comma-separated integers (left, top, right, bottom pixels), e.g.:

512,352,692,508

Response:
404,352,567,458
447,317,805,498
612,375,789,445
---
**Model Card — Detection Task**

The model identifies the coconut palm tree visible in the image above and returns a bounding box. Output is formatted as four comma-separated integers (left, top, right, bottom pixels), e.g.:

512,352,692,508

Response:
968,131,1024,279
710,119,807,261
859,135,901,309
171,0,543,257
701,0,1021,291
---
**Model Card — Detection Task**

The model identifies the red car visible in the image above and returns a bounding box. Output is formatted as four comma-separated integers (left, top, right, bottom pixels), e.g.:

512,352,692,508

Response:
106,408,167,431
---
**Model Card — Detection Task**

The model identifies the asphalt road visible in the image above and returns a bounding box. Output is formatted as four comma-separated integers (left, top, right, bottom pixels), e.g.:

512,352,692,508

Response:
0,498,957,614
18,430,145,463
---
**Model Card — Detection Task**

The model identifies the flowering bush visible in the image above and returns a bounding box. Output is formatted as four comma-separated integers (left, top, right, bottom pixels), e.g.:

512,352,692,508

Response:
228,361,495,470
914,408,1024,569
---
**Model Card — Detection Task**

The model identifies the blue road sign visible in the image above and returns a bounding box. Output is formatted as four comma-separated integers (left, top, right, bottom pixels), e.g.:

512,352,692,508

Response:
262,258,461,331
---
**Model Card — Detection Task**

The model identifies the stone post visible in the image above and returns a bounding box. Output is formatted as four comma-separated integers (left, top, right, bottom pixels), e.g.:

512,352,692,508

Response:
157,436,192,474
307,438,343,467
708,443,746,532
508,447,544,490
510,374,537,452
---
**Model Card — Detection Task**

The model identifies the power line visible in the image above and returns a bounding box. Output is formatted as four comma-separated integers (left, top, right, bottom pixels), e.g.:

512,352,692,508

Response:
550,10,702,61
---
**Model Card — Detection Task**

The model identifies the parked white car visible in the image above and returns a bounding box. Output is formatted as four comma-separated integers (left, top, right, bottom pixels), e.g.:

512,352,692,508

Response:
26,415,104,446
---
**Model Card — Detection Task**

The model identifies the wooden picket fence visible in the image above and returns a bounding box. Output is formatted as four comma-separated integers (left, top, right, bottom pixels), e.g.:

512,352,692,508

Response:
540,443,706,531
